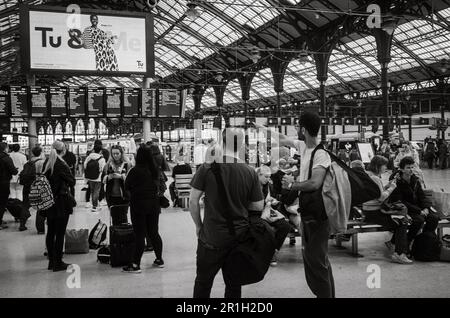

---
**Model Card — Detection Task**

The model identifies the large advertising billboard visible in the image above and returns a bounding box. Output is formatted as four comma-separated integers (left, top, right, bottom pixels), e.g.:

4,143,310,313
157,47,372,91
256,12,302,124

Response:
21,5,154,76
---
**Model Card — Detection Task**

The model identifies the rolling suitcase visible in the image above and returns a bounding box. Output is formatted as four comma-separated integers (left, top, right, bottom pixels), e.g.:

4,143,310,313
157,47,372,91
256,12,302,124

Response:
109,205,135,267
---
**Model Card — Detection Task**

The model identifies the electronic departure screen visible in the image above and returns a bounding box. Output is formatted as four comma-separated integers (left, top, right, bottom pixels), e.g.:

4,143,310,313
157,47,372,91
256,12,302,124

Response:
10,86,29,117
30,86,48,117
69,87,86,117
0,88,8,117
49,87,67,117
158,89,180,117
141,89,156,117
105,88,122,118
123,88,140,117
87,87,105,117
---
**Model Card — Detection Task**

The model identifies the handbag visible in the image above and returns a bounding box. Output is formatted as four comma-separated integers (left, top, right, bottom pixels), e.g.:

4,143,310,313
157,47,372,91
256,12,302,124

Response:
210,162,276,286
381,201,408,216
159,195,170,209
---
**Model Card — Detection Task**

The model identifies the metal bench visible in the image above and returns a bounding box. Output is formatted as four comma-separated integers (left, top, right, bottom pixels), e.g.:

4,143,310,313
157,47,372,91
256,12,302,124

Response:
174,174,194,209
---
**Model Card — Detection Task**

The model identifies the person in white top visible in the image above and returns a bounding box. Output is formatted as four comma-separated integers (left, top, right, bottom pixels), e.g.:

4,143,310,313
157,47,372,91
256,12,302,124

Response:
254,112,334,298
84,141,106,212
9,144,27,201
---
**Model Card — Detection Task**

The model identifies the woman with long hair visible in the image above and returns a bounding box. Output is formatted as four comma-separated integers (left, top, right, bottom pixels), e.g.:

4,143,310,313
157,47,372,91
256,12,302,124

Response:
41,140,76,272
103,145,131,225
123,144,164,273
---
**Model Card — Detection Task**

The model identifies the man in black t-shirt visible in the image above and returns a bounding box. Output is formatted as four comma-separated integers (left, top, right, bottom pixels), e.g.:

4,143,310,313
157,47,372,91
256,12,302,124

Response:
189,128,264,298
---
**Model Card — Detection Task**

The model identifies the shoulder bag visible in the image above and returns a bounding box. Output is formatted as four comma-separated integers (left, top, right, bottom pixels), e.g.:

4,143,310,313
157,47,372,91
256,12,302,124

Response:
210,162,276,286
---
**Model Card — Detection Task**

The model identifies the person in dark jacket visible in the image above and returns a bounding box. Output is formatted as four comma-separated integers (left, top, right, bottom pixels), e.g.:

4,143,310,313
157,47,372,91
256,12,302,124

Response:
103,144,131,225
123,144,164,273
62,142,77,196
41,140,76,272
169,155,192,207
0,142,18,229
389,156,439,246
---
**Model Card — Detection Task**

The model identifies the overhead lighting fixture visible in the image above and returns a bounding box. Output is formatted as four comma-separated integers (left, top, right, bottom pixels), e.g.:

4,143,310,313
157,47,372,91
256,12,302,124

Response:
438,58,449,73
186,2,201,20
215,73,224,82
249,46,261,64
298,50,310,64
382,16,397,35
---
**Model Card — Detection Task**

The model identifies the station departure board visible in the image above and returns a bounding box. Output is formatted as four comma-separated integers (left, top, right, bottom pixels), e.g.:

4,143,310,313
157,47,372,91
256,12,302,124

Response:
30,86,48,117
87,87,104,117
49,87,67,117
123,88,140,117
158,89,180,117
0,88,8,117
142,88,156,117
10,86,29,117
69,87,86,117
105,88,122,118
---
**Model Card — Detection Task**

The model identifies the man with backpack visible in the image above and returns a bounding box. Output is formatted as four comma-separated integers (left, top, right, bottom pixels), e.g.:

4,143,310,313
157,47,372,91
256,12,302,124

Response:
84,140,106,212
255,112,335,298
0,142,18,229
20,145,45,233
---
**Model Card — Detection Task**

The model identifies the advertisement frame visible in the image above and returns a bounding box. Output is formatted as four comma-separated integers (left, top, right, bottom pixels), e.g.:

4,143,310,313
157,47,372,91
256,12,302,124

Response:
20,5,154,77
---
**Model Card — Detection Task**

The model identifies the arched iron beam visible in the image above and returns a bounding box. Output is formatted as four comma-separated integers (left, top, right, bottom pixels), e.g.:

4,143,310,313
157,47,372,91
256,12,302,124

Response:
157,39,200,64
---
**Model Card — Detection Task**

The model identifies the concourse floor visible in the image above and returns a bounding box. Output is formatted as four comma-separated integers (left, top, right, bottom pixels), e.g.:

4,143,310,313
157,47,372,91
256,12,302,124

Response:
0,169,449,298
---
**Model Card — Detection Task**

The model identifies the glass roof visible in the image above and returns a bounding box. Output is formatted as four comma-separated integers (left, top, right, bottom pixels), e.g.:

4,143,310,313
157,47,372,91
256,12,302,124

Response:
1,0,450,111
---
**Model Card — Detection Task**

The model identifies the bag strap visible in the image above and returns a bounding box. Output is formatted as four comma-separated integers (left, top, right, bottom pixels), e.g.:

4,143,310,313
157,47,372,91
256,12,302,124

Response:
307,144,325,179
210,162,236,236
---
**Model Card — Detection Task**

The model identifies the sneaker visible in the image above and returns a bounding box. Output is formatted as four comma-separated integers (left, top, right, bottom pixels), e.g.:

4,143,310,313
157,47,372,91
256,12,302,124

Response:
85,203,91,208
144,245,154,252
385,241,394,253
37,231,45,235
289,237,296,246
19,226,27,232
270,251,278,266
153,259,165,268
91,207,98,213
53,261,70,272
391,252,413,264
122,264,142,273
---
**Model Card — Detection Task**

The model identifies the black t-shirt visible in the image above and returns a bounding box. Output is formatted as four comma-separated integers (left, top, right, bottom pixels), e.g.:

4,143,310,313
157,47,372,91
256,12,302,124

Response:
190,156,263,248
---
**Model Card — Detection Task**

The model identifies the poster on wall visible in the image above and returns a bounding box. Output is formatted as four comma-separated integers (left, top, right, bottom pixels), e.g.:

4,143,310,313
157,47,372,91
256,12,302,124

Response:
21,5,154,76
141,88,155,117
49,87,67,117
87,87,104,117
123,88,139,117
158,89,180,117
30,86,48,117
0,88,8,117
10,86,29,117
105,87,122,118
68,87,86,117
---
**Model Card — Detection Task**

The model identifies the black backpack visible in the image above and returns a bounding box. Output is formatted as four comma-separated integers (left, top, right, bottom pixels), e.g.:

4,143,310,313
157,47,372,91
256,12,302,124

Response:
84,156,102,180
97,245,111,264
19,159,42,186
411,231,442,261
89,219,107,249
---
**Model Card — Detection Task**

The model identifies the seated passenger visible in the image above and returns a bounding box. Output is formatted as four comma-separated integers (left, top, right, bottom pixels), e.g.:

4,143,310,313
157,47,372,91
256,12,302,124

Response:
256,165,291,267
389,156,439,247
363,155,412,264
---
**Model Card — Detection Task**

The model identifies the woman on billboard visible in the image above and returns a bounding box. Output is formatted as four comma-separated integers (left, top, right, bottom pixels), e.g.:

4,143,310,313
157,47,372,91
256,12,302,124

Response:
69,14,119,71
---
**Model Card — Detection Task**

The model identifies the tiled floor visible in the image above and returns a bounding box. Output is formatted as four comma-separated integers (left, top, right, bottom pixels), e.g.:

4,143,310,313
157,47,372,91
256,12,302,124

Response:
0,169,449,298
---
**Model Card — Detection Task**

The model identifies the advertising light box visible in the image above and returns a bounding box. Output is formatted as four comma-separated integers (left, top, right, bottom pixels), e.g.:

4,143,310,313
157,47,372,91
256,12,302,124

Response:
21,5,154,76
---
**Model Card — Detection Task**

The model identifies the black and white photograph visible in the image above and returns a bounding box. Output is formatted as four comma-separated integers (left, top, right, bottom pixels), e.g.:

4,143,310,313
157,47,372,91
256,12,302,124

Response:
0,0,449,306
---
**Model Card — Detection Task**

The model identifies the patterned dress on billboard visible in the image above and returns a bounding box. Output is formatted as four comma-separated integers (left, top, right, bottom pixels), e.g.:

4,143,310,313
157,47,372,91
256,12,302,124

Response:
82,26,119,71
